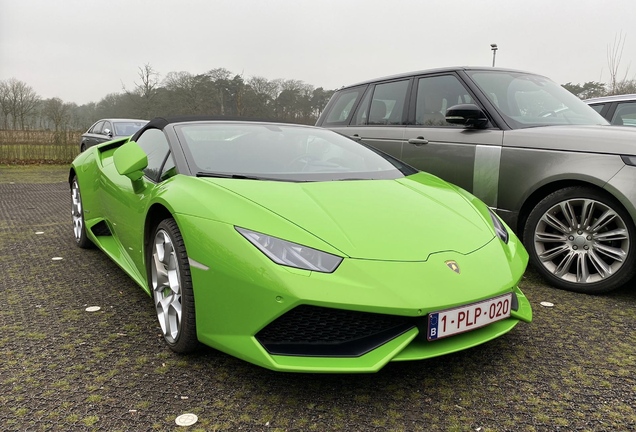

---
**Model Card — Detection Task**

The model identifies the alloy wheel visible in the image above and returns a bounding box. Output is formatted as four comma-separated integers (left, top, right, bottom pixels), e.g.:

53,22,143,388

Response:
71,179,83,243
533,197,630,285
152,229,183,343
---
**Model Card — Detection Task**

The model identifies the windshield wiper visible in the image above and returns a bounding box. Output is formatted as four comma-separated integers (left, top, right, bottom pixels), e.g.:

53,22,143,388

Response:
196,171,297,182
196,171,266,180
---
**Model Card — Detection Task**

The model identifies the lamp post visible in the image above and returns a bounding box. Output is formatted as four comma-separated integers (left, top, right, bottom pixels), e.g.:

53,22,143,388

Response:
491,44,498,67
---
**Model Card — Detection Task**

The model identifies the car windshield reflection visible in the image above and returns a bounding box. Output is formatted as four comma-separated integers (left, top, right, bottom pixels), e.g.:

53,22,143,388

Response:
468,71,609,128
113,121,147,136
175,123,414,181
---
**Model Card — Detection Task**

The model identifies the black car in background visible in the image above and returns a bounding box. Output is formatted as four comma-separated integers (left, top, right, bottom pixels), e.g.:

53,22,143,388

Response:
80,118,147,151
585,94,636,126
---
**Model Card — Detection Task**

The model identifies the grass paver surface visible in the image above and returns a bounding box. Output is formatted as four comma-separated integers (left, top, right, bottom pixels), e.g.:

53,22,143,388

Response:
1,165,635,431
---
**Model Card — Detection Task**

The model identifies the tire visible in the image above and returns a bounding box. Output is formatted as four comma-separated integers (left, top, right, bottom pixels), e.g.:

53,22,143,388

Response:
70,176,94,249
523,186,636,294
80,143,86,153
149,218,198,353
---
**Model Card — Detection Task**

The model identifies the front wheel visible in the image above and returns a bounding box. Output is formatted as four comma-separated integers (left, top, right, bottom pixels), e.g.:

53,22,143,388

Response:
150,219,198,353
523,186,636,294
71,176,93,249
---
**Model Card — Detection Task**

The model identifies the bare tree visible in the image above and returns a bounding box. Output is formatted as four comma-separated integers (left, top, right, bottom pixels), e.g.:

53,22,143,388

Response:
607,32,631,95
135,64,160,99
42,97,71,131
0,78,40,129
0,80,11,129
123,64,161,118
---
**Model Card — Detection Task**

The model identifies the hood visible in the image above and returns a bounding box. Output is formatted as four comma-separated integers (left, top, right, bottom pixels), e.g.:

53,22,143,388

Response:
503,125,636,154
207,173,495,261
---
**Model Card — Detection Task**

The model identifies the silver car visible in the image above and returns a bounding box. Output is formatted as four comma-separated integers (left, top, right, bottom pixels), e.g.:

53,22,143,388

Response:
317,67,636,294
585,94,636,127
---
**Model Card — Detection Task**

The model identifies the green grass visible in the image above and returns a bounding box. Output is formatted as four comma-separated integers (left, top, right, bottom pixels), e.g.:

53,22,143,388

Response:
0,164,70,183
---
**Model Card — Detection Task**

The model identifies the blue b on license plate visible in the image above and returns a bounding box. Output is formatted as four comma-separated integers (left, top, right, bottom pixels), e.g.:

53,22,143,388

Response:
427,293,512,341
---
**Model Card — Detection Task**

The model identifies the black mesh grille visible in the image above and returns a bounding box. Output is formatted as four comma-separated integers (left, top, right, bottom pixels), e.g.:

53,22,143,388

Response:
256,305,415,357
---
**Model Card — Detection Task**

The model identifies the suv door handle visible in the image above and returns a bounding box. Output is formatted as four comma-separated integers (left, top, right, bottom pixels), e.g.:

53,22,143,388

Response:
408,137,429,146
351,134,362,141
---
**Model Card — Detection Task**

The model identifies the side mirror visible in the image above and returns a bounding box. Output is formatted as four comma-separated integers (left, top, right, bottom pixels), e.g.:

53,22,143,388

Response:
445,104,489,128
113,141,148,181
103,128,113,138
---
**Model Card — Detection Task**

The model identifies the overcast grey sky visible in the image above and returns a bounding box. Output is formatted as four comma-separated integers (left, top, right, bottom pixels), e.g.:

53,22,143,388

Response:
1,0,634,105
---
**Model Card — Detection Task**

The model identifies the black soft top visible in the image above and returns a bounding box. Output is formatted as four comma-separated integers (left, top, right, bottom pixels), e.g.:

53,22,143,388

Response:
131,115,294,142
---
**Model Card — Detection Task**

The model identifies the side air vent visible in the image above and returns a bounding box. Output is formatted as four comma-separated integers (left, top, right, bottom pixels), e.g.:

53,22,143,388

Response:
90,221,112,237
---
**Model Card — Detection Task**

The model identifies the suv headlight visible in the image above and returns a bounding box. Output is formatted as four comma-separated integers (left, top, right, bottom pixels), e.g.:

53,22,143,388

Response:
236,227,343,273
488,209,509,244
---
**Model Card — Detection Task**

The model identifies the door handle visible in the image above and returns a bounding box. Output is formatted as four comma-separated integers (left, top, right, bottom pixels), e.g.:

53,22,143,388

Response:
351,134,362,141
408,137,429,146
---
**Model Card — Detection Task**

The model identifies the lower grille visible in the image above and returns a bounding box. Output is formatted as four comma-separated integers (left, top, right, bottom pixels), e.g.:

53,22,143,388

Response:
256,305,415,357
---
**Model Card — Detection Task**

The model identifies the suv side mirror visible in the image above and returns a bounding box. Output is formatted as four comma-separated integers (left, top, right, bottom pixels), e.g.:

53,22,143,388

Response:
445,104,489,128
103,128,113,138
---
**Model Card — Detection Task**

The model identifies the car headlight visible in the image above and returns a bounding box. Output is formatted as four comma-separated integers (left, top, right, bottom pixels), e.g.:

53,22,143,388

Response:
488,208,509,244
236,227,343,273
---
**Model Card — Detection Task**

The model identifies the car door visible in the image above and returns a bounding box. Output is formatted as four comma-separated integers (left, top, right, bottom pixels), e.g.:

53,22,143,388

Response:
401,73,503,207
85,121,104,149
344,79,411,160
99,121,114,143
100,128,175,278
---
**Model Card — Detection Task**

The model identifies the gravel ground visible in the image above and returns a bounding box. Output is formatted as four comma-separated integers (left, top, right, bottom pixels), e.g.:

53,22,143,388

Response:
1,165,635,431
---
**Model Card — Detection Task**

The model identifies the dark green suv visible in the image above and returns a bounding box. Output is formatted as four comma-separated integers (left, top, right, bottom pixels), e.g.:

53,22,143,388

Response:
318,67,636,294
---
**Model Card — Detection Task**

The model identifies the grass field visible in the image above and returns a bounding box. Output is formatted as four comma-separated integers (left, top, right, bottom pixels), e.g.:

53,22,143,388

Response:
0,164,70,183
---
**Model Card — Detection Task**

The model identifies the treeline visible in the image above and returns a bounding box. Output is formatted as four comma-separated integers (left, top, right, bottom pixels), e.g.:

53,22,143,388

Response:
2,63,635,134
562,79,636,100
0,64,336,132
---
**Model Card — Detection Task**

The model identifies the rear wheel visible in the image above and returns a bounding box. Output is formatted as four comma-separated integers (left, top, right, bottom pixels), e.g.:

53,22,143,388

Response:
70,176,93,249
524,186,636,294
150,219,198,353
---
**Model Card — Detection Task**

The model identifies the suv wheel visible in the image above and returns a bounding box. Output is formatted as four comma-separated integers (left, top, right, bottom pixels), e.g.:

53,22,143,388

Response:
524,186,636,294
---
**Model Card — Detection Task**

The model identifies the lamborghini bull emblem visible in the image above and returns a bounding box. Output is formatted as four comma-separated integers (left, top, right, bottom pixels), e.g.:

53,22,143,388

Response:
445,260,460,274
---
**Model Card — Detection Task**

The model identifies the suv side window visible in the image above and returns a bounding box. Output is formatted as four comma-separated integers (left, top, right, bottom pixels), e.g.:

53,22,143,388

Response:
365,80,409,125
611,102,636,126
415,75,473,126
323,86,365,125
589,104,604,114
353,90,372,125
135,128,172,182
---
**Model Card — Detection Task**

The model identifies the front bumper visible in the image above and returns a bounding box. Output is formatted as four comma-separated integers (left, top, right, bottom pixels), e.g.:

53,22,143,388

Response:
179,215,531,373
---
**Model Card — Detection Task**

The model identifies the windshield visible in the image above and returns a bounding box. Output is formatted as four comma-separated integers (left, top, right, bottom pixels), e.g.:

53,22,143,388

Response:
114,121,148,136
467,70,609,129
174,123,414,181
